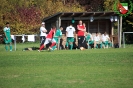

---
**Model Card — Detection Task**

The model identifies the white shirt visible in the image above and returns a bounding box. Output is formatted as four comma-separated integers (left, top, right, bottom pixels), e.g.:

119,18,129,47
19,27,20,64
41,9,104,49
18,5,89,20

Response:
94,35,100,41
102,34,109,41
66,26,75,37
40,26,47,36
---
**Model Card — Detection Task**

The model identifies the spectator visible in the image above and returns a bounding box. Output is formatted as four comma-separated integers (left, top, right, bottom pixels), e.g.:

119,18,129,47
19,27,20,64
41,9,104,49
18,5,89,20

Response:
77,20,86,50
66,24,75,50
40,22,47,49
3,22,12,51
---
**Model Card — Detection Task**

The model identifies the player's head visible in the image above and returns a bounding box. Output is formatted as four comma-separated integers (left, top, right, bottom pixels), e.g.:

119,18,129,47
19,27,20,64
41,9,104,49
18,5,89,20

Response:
6,22,10,27
52,25,56,30
41,22,45,26
79,20,82,25
60,26,63,31
69,23,73,26
104,32,107,35
96,32,99,36
83,23,86,26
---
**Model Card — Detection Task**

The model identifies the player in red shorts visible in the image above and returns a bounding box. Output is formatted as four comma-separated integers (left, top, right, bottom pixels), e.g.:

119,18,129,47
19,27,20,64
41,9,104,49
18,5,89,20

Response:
38,25,56,52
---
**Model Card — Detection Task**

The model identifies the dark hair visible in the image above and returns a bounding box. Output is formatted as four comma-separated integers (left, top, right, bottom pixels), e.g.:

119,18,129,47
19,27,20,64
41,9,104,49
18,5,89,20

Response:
6,22,9,25
60,26,63,28
69,23,73,26
52,25,56,29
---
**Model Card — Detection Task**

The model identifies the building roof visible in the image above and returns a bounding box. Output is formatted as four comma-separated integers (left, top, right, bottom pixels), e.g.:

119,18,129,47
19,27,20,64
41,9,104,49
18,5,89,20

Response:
43,12,118,21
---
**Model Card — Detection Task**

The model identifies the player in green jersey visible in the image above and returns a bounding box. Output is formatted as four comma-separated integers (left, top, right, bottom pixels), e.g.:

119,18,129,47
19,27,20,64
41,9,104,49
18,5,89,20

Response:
52,26,63,50
3,22,12,51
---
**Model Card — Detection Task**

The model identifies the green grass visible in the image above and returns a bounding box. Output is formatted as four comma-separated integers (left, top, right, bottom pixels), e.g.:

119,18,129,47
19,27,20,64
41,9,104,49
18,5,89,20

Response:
0,43,133,88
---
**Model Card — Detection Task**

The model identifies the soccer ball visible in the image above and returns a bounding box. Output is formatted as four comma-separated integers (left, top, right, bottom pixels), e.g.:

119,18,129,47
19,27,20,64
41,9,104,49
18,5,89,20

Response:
80,47,84,51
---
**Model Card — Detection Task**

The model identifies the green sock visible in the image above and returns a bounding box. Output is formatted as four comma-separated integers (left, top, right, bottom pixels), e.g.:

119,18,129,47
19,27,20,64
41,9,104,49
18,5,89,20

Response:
52,46,56,50
70,44,73,50
100,44,102,48
66,42,68,48
5,44,8,51
10,45,12,51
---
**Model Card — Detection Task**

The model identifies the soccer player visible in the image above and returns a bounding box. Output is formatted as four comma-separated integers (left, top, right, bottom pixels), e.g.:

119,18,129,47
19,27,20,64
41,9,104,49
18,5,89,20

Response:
94,32,102,49
66,24,75,50
38,25,56,52
3,22,12,51
77,20,86,50
102,32,110,48
52,26,63,50
85,32,94,49
40,22,47,48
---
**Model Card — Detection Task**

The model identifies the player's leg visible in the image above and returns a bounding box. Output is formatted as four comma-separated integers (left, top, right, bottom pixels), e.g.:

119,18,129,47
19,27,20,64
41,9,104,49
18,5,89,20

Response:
52,38,58,50
49,39,56,51
9,38,12,51
69,37,74,50
80,36,85,50
105,41,108,48
5,43,8,51
39,38,49,51
78,36,82,49
66,37,69,49
4,37,8,51
9,42,12,51
40,36,46,50
99,42,102,49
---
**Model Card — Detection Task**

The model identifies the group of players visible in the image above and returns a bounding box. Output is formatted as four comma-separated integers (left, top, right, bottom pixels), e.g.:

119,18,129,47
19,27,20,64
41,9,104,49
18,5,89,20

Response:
3,20,111,52
39,20,111,52
39,20,88,52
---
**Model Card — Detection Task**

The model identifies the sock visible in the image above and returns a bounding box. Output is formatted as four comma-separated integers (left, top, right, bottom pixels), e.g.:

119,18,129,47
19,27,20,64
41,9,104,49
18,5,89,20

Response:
39,44,44,50
5,44,8,51
88,42,90,49
100,44,102,48
66,42,68,47
10,45,12,51
52,45,56,50
70,44,73,50
50,42,56,48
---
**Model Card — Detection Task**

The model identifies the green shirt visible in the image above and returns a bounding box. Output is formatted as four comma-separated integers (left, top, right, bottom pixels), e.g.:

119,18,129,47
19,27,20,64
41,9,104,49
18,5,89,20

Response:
4,27,11,38
54,29,62,43
86,34,91,41
3,27,11,43
54,29,62,38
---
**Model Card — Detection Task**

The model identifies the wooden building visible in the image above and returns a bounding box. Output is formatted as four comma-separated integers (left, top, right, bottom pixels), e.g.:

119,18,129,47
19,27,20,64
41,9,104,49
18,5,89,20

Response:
43,12,122,48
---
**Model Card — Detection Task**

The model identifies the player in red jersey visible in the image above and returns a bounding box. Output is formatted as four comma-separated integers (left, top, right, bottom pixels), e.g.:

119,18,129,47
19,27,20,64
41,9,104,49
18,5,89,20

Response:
38,25,56,52
77,20,86,50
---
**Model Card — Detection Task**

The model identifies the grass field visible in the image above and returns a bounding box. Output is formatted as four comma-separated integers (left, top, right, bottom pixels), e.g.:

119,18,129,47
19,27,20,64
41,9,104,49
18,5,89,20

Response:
0,42,133,88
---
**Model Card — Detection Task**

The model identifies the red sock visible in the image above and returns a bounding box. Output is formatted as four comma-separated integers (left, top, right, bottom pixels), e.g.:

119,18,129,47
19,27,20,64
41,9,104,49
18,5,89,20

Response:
50,42,56,48
39,44,44,50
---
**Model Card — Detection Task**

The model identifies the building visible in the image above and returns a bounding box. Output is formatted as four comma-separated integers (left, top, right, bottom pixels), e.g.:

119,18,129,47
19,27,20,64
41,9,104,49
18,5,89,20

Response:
43,12,122,48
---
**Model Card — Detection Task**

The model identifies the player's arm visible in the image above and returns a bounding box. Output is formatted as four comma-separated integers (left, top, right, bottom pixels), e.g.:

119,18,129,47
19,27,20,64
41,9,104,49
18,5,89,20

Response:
107,36,110,41
66,27,68,37
73,28,76,35
66,31,68,37
42,30,47,33
42,28,47,33
83,27,86,32
77,25,82,31
3,29,8,40
59,31,62,38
